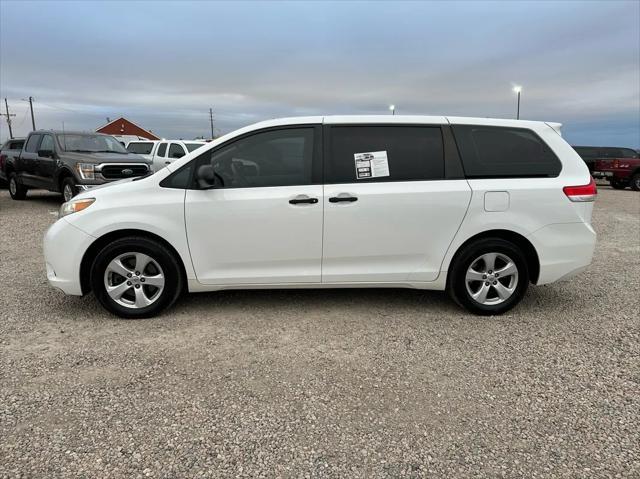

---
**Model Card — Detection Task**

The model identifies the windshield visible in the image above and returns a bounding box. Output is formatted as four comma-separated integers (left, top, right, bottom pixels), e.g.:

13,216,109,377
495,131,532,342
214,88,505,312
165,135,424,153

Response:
57,134,128,153
185,143,206,153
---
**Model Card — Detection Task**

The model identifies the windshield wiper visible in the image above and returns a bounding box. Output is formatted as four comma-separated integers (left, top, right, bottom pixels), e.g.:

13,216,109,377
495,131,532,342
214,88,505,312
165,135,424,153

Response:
94,150,127,153
66,149,94,153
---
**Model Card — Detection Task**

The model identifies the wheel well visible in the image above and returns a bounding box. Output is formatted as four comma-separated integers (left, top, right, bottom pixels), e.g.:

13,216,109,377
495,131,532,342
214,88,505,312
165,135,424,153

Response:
79,229,189,295
56,168,74,192
448,230,540,284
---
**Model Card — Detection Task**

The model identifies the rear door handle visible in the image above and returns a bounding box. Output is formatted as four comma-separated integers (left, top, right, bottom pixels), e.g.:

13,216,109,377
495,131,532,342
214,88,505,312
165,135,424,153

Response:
289,196,318,205
329,196,358,203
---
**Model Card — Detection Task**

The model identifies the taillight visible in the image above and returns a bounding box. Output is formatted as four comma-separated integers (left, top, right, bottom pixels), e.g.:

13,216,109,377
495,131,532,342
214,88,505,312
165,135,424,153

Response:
563,177,597,202
613,160,620,168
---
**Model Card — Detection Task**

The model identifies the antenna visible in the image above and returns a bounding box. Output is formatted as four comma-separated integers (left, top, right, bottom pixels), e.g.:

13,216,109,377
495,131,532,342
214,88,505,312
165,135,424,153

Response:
62,121,67,149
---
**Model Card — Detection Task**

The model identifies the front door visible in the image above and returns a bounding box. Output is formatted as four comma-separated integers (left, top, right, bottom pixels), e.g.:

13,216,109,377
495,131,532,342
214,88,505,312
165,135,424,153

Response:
321,124,471,283
185,126,323,284
35,134,57,187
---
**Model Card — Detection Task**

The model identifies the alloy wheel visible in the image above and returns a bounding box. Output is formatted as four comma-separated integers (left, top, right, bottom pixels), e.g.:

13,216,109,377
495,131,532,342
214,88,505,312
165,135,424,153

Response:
103,252,165,309
63,184,74,202
465,252,519,305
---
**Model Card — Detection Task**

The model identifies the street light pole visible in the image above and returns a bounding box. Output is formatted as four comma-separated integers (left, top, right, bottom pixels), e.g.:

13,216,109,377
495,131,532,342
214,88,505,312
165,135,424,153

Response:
513,86,522,120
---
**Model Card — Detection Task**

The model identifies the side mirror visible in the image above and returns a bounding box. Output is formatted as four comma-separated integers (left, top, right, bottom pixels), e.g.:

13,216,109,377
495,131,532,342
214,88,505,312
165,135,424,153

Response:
38,149,54,158
196,164,223,189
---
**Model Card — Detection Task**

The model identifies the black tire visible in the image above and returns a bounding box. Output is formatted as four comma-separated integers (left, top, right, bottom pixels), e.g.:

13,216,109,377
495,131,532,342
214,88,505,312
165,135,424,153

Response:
8,172,27,200
61,176,78,202
630,173,640,192
90,236,183,319
610,178,627,190
448,238,529,315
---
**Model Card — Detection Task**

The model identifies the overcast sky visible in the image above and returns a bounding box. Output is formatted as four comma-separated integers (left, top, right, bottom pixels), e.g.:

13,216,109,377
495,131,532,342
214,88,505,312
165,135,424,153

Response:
1,0,639,146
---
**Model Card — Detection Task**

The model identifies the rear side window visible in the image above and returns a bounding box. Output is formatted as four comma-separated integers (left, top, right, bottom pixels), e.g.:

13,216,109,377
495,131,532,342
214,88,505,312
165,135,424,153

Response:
156,143,167,157
574,147,599,159
24,134,42,153
185,143,204,152
452,126,561,178
168,143,185,159
127,142,154,154
326,126,444,183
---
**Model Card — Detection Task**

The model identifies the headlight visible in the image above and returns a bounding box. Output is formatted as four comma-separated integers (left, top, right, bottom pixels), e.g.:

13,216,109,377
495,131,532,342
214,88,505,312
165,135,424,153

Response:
59,198,95,218
76,163,95,180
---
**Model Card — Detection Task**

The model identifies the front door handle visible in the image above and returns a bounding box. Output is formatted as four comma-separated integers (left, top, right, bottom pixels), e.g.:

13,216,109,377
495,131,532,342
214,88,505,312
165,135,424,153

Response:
329,196,358,203
289,196,318,205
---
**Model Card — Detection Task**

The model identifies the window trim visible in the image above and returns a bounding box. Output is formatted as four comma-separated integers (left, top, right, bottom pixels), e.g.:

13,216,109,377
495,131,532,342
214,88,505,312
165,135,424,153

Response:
323,123,450,185
450,124,563,179
160,125,323,190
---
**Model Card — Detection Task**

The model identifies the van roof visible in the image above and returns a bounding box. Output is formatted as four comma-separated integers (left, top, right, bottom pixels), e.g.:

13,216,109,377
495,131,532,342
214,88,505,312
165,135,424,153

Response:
247,115,560,131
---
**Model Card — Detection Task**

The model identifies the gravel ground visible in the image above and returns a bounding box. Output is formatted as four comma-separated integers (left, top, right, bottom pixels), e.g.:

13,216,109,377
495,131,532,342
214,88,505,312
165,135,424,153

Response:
1,186,638,478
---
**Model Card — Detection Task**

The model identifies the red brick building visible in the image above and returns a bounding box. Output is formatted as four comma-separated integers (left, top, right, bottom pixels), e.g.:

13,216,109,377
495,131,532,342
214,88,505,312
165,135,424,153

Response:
95,117,160,140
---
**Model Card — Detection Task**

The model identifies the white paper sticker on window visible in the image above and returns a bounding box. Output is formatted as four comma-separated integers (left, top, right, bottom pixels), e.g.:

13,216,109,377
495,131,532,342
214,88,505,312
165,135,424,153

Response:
354,151,389,179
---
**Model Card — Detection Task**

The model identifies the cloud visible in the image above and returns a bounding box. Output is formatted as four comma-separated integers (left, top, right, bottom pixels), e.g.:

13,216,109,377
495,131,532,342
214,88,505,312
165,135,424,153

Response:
1,0,638,146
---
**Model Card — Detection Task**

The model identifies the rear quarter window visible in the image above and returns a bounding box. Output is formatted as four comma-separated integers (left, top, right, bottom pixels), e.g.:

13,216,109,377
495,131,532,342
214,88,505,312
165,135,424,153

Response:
452,125,561,178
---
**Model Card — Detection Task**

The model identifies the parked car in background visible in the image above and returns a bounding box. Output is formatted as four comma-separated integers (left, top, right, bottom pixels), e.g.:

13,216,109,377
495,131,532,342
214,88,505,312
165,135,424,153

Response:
127,140,207,172
594,156,640,191
0,138,26,187
575,146,640,190
6,131,152,202
44,116,596,319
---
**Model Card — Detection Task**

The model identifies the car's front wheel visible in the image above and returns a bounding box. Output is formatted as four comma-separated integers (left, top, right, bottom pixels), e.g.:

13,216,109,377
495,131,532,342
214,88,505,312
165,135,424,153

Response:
90,237,183,319
448,238,529,315
8,173,27,200
62,177,78,202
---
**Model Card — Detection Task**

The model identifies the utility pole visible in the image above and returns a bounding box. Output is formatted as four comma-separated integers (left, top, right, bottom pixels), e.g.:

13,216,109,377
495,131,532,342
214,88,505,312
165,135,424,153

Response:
28,96,36,130
2,98,16,139
209,108,215,139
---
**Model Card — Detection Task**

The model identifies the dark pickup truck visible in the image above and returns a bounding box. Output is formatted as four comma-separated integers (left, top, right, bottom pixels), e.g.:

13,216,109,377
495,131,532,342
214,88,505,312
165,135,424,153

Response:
574,146,640,191
5,130,152,202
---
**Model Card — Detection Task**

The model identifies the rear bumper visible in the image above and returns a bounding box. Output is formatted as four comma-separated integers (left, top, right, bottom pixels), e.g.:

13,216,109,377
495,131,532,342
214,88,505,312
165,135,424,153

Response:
43,218,94,295
528,222,596,285
593,171,630,180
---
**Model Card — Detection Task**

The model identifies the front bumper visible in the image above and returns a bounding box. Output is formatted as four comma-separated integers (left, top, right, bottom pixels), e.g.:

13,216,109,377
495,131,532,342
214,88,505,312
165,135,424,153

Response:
529,222,596,285
43,218,95,295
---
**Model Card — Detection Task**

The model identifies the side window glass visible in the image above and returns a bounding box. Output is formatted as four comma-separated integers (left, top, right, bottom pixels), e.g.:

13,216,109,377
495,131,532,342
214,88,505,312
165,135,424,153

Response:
24,134,42,153
157,143,167,157
194,128,314,188
39,135,54,152
168,143,185,159
326,126,444,183
452,126,561,178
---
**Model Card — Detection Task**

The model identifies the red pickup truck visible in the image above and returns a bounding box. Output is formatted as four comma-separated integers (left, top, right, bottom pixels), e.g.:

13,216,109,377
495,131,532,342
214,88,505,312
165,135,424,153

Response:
574,146,640,191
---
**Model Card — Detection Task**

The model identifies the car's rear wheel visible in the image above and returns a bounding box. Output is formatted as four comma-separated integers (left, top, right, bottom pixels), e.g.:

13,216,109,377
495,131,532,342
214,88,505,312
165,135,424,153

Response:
90,237,183,319
8,173,27,200
630,173,640,192
610,178,628,190
448,238,529,315
62,177,77,202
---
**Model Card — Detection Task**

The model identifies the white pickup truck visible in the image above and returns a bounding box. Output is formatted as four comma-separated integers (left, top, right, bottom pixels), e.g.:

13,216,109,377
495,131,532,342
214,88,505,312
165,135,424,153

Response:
126,140,207,172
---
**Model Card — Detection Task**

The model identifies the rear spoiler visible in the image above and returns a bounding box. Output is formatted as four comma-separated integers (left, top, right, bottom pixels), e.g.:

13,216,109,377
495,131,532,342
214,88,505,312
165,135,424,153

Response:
545,122,563,136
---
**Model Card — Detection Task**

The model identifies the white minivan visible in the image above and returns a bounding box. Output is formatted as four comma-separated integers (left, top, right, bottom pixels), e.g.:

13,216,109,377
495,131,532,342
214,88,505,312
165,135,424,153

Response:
44,116,597,319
